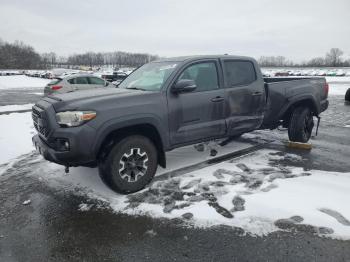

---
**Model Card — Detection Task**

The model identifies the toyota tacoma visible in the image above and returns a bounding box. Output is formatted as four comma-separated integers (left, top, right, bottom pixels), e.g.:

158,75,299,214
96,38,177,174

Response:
32,55,329,193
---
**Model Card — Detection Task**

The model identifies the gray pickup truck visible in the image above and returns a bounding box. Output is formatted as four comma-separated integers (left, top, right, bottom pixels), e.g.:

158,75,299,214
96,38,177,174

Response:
32,55,329,193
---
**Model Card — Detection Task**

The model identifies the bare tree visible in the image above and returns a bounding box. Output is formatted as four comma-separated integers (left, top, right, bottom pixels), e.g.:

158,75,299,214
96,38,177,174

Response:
41,52,57,69
258,56,293,67
307,57,325,67
67,51,159,68
325,48,344,67
0,39,41,69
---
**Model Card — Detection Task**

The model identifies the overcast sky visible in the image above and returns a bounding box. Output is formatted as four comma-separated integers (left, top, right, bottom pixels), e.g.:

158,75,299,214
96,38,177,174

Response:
0,0,349,61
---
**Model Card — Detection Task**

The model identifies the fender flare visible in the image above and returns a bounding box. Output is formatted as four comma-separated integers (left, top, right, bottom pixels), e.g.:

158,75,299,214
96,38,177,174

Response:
278,94,320,120
92,114,168,166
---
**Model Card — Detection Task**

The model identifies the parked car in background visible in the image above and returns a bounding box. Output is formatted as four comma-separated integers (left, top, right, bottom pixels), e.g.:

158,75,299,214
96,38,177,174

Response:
275,71,289,76
336,70,345,76
40,71,53,79
100,71,114,81
318,71,327,76
111,72,128,85
44,74,112,96
327,71,337,76
101,71,129,84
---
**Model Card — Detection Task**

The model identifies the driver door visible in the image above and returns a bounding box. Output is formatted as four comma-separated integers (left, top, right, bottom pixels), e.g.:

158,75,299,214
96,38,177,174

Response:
167,61,226,146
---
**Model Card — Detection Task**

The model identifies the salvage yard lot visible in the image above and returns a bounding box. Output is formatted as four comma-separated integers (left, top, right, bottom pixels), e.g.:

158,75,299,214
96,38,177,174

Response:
0,74,350,261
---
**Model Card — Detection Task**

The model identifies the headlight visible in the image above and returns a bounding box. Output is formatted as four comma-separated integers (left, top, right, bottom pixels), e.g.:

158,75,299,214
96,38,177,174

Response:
56,111,96,127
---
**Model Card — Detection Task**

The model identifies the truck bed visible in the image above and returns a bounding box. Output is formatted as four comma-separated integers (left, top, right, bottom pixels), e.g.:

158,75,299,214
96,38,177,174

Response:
264,77,316,83
262,77,327,128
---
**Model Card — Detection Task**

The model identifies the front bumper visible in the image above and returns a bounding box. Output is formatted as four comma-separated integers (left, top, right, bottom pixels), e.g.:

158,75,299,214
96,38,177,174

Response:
32,125,97,167
32,99,98,167
33,135,64,164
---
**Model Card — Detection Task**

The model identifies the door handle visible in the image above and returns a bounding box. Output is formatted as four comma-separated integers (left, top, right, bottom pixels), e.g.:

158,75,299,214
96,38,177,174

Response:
252,91,262,96
211,96,224,102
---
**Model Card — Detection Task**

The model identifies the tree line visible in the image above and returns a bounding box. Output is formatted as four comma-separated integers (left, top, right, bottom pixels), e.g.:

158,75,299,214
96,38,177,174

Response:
0,39,349,69
258,48,350,67
0,39,42,69
40,51,160,69
65,52,159,68
0,39,159,70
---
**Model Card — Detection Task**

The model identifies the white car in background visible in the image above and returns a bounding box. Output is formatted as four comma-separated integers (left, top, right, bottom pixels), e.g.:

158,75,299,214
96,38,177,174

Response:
336,70,345,76
318,70,327,76
44,74,113,96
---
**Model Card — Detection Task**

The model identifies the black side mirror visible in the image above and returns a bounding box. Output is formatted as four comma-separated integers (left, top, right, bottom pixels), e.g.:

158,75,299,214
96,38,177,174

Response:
172,79,197,93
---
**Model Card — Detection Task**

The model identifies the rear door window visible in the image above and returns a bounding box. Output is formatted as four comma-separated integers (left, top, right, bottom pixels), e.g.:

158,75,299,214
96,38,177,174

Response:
223,61,256,87
75,77,89,84
88,77,105,85
67,78,75,84
68,77,89,84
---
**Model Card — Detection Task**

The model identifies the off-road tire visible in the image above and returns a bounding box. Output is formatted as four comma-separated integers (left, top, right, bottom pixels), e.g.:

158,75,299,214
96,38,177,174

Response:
345,88,350,102
288,106,314,143
98,135,158,194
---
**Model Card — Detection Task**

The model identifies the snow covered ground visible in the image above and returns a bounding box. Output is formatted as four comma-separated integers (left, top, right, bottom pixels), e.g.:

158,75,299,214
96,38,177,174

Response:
327,76,350,96
0,75,50,90
0,112,35,165
0,103,33,113
13,147,349,240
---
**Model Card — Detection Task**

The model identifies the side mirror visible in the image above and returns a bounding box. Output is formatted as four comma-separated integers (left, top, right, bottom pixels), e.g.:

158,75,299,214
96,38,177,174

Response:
171,79,197,94
104,81,110,87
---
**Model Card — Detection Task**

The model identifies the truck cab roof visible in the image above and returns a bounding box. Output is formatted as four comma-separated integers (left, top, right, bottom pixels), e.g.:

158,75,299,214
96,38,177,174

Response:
155,55,256,63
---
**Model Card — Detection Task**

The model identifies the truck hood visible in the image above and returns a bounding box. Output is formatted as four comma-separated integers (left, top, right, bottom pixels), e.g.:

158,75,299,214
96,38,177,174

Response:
44,88,157,111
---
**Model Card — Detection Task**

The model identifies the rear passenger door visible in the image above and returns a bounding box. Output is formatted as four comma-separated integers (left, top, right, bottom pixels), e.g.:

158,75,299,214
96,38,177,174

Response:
221,59,265,135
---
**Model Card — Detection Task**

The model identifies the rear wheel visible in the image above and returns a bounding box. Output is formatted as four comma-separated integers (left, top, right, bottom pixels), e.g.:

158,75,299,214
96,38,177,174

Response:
98,135,158,194
345,88,350,102
288,106,314,143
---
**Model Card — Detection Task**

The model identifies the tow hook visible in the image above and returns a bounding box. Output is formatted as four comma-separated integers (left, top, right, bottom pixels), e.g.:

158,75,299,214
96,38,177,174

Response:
315,116,321,136
65,166,70,174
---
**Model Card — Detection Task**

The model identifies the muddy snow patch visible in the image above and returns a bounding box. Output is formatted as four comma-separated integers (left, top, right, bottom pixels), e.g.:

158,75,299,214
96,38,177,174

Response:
29,148,350,240
78,203,94,212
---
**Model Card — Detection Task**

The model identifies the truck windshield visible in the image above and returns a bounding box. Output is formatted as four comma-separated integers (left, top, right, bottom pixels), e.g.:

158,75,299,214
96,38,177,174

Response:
119,62,178,91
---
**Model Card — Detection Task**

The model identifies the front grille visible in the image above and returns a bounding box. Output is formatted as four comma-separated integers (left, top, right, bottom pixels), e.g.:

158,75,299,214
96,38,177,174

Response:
32,105,50,137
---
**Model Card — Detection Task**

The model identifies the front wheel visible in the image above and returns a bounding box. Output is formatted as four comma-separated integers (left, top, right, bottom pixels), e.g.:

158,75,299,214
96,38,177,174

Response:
288,106,314,143
98,135,158,194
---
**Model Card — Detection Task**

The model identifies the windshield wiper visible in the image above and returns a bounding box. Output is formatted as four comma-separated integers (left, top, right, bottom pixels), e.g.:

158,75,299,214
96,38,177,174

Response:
125,87,146,91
